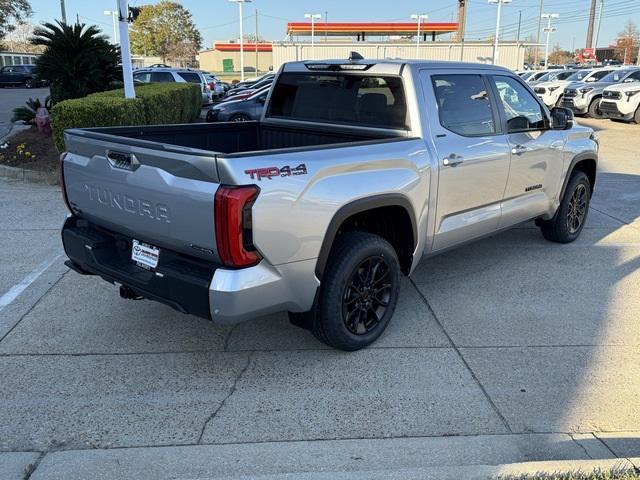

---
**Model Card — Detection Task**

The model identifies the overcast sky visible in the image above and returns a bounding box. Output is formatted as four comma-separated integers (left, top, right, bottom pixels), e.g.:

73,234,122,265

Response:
26,0,640,51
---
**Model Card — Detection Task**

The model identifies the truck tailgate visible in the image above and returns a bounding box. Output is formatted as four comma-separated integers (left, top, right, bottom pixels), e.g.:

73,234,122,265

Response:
62,131,221,263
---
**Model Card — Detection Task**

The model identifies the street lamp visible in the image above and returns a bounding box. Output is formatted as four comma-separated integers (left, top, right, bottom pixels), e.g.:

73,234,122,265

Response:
304,13,322,59
104,10,119,44
542,13,560,68
229,0,252,82
410,14,429,57
488,0,512,65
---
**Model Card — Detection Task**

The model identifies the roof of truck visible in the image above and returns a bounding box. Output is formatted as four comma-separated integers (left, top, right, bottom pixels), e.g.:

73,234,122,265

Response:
283,58,512,74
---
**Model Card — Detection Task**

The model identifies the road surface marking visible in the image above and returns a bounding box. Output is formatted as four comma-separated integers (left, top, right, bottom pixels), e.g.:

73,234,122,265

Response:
0,254,62,312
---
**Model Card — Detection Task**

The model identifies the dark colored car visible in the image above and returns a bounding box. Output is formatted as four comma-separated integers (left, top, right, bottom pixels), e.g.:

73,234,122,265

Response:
0,65,45,88
206,86,269,122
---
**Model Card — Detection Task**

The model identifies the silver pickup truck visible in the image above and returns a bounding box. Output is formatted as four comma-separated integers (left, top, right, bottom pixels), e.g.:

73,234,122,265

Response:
61,58,598,351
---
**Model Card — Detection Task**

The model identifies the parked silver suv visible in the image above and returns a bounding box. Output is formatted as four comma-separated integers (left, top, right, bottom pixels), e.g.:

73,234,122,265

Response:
132,67,213,105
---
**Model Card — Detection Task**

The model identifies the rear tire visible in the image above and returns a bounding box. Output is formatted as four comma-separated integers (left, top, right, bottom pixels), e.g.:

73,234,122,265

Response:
24,79,34,89
311,231,400,351
588,98,603,119
540,171,591,243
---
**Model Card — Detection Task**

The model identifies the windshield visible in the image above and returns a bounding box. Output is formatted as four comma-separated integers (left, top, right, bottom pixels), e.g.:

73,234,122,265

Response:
600,70,635,83
566,70,591,81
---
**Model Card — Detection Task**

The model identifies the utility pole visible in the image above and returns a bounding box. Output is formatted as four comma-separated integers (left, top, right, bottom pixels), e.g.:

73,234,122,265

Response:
117,0,135,99
304,13,322,60
542,13,559,68
458,0,467,61
534,0,544,67
586,0,597,49
229,0,251,82
60,0,67,23
410,14,429,58
325,11,328,42
255,9,259,73
594,0,604,52
516,10,522,42
489,0,512,66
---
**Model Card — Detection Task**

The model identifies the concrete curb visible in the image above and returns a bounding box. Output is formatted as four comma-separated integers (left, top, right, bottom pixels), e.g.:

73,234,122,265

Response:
0,164,59,185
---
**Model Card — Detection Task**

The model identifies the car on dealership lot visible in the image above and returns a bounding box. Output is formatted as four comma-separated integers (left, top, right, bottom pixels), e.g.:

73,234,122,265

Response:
206,85,269,122
533,69,598,107
231,73,275,91
524,70,552,84
60,57,598,351
203,73,225,98
561,67,640,118
599,80,640,123
225,75,274,100
0,64,46,88
528,69,578,87
132,67,213,105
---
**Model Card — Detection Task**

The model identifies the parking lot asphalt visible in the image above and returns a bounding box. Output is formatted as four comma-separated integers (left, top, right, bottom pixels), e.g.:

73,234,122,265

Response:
1,117,639,478
0,87,49,125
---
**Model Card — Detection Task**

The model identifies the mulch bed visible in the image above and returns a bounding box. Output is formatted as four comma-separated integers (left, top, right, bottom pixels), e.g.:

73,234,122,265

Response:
0,127,59,173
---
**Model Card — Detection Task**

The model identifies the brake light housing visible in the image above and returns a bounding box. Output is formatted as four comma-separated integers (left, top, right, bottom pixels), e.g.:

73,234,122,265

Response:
59,152,73,213
215,185,261,267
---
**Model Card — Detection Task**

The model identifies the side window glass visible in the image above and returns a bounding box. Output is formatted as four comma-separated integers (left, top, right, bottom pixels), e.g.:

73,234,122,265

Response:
625,71,640,82
133,72,150,83
431,74,496,136
150,72,174,83
492,75,546,133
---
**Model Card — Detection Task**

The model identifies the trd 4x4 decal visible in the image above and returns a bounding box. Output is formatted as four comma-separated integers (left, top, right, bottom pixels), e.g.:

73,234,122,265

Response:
245,164,307,181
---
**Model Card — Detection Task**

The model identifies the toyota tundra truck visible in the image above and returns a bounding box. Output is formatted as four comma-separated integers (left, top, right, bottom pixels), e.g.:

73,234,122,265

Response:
60,58,598,351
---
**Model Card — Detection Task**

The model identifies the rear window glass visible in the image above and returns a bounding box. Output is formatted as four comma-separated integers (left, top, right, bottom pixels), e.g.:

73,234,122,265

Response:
266,72,407,129
177,72,202,83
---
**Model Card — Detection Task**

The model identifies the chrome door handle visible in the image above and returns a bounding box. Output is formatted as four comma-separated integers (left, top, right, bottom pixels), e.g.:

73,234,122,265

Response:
511,145,527,155
443,154,464,167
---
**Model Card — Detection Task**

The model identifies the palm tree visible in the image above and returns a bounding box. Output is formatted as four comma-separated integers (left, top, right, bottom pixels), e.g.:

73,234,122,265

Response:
31,21,120,103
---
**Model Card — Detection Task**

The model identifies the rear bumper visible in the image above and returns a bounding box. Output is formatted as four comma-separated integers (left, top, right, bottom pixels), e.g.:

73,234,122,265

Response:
62,216,216,319
62,217,319,324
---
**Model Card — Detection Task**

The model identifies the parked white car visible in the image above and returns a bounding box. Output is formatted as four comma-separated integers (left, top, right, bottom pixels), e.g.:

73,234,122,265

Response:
599,82,640,123
534,68,617,108
132,67,213,105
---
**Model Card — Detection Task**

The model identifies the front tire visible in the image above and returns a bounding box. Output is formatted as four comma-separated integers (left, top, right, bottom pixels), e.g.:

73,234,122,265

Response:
588,98,603,119
24,79,34,89
230,114,250,122
312,231,400,351
634,106,640,124
540,171,591,243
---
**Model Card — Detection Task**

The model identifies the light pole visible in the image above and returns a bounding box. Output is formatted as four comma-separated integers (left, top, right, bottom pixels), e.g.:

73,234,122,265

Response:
117,0,135,99
104,10,119,44
410,14,429,57
60,0,67,23
489,0,511,65
229,0,252,82
541,13,559,68
304,13,322,59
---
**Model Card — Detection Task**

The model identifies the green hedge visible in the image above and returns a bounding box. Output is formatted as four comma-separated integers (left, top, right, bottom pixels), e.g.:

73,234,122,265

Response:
51,83,202,152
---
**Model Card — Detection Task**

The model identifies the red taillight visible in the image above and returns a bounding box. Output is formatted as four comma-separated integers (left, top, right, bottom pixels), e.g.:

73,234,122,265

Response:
215,185,261,267
60,152,72,213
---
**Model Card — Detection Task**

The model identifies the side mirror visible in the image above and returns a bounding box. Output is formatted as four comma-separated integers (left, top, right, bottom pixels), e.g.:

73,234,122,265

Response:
550,106,574,130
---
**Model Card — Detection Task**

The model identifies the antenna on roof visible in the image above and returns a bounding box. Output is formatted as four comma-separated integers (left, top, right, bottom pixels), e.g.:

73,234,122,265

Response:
349,51,364,62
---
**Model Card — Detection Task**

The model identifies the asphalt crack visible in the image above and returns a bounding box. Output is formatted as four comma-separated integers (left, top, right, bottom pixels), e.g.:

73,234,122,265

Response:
22,451,45,480
197,351,254,444
408,276,514,434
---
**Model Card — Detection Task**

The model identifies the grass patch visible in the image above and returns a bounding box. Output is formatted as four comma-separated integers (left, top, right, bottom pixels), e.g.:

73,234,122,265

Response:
498,467,640,480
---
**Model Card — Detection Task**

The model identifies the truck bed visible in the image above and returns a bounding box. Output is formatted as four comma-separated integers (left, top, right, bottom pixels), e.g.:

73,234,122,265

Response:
68,121,405,158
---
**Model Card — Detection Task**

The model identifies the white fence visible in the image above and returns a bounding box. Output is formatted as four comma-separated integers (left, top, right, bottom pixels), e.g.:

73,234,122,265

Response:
0,52,39,67
272,42,528,71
